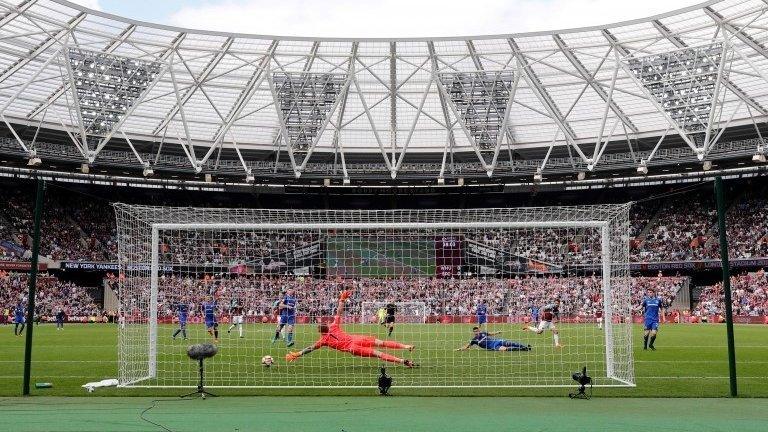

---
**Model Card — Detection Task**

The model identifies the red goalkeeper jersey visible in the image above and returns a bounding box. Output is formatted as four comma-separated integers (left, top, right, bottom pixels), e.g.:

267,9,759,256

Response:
313,315,355,351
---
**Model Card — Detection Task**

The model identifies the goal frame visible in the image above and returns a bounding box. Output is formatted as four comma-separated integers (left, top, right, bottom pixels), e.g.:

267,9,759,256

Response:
121,218,633,388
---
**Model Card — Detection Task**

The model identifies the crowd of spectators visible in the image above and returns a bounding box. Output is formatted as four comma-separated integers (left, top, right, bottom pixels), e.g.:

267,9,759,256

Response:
1,185,767,265
138,274,683,320
694,270,768,317
0,190,98,261
632,191,717,261
15,268,768,324
0,271,100,323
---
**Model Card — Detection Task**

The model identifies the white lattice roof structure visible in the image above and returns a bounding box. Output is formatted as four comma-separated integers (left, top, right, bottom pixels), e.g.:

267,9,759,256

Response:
0,0,766,181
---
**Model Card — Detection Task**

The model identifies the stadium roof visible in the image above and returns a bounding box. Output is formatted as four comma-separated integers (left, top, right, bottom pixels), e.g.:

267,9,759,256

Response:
0,0,766,182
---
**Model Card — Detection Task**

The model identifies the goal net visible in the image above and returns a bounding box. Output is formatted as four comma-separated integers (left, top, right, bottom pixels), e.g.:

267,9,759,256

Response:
114,204,633,388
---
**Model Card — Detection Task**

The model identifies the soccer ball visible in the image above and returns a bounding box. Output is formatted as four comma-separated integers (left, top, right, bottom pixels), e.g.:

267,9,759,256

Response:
261,355,274,367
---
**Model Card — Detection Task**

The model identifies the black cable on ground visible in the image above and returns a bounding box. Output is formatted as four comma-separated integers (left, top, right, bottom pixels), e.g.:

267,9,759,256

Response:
139,397,381,431
139,398,194,432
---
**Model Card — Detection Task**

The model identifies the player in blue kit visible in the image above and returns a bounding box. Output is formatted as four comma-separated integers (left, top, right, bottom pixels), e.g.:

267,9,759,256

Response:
172,299,189,340
476,301,488,330
13,302,25,336
642,288,662,350
530,305,540,323
456,327,531,352
272,289,297,347
202,295,219,343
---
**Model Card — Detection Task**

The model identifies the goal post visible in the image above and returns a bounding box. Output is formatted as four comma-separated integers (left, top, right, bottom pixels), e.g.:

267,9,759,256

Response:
114,204,634,388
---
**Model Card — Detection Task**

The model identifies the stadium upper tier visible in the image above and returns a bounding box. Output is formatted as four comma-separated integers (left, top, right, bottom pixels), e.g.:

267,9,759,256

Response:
0,0,767,181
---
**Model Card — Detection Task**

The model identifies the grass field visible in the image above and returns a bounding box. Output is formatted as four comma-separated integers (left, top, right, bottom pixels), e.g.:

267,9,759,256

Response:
0,322,766,397
2,397,768,432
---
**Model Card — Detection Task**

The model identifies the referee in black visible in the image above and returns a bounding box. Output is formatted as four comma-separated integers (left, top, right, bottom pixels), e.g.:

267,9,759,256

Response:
385,301,397,336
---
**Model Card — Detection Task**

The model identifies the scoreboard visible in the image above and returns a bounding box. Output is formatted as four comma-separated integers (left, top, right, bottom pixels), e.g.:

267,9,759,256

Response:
435,235,462,278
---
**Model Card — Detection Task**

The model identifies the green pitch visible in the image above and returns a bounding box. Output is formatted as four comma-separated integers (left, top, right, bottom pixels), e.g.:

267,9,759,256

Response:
2,397,768,432
0,323,767,397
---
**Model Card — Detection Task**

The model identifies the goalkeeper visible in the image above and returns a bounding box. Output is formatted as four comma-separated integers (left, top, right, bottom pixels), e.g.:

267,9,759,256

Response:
286,290,416,367
455,327,531,352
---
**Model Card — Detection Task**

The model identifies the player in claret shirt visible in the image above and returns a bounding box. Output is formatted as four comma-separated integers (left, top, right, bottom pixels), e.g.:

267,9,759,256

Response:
522,299,563,348
286,290,416,367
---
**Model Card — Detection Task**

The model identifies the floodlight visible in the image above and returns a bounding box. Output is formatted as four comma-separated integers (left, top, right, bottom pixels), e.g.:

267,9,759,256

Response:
27,150,41,166
637,161,648,175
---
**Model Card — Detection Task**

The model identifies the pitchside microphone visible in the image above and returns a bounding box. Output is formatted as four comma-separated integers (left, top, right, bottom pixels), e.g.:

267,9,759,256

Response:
187,343,218,360
182,343,218,399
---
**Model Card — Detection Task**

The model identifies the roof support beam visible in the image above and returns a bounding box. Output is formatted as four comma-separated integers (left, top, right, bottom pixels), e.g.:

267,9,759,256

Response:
552,34,639,134
703,6,768,60
467,39,518,155
199,40,278,167
613,50,699,154
427,41,457,178
652,19,768,116
591,56,620,167
331,42,357,181
268,67,353,176
152,37,234,135
0,39,67,153
27,23,138,119
0,11,84,84
0,0,37,28
393,76,433,176
604,28,702,154
508,38,587,162
389,42,397,164
89,33,186,160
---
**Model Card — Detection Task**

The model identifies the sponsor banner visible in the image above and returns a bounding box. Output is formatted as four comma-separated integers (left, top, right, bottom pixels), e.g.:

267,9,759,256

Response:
62,261,119,271
249,240,323,274
62,261,180,272
0,261,46,271
464,239,560,274
435,235,462,278
630,257,768,271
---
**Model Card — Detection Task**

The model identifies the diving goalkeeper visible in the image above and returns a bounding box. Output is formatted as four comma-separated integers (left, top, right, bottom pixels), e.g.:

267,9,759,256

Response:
286,290,416,367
